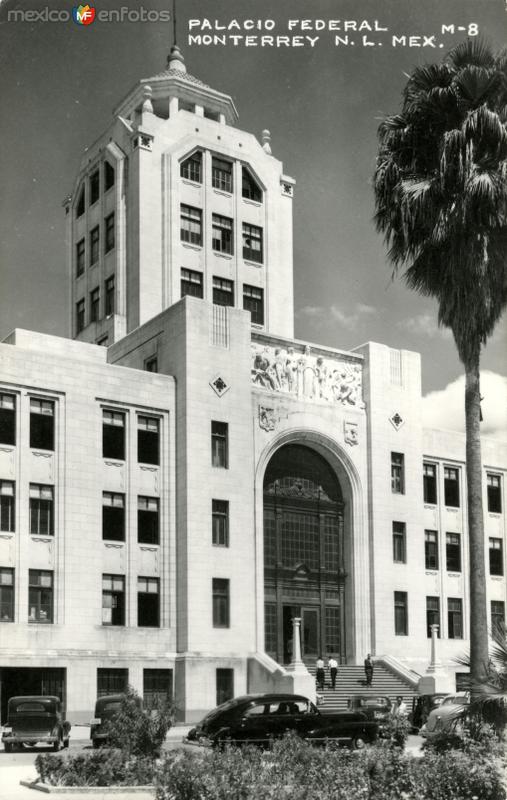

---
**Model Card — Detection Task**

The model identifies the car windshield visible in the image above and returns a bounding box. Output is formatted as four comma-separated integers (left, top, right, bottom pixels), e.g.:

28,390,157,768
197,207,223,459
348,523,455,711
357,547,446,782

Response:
13,702,49,712
441,695,469,706
362,698,389,707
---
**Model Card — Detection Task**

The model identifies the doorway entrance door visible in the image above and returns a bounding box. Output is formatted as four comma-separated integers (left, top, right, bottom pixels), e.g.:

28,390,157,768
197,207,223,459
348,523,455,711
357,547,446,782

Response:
301,607,320,658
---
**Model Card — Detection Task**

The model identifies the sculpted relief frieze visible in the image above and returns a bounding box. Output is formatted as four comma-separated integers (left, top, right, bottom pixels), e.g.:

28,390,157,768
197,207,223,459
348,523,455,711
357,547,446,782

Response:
251,343,365,409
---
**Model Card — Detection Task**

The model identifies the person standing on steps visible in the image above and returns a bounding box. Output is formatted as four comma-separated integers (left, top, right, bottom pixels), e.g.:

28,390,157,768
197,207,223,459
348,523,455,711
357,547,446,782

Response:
328,655,338,690
316,655,325,690
364,653,374,686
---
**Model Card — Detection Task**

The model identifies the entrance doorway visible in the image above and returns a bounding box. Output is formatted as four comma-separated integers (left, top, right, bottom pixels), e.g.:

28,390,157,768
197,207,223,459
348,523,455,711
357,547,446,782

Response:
0,668,66,723
282,606,321,662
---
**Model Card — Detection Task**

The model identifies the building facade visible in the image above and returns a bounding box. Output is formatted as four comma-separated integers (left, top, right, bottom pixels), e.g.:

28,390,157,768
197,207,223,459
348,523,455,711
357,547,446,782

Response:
0,48,506,723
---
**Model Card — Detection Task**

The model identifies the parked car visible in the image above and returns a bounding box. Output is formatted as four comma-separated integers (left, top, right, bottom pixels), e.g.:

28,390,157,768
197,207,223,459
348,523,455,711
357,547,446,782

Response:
90,693,141,747
347,695,392,722
2,696,71,752
410,694,447,731
186,693,378,749
420,692,470,739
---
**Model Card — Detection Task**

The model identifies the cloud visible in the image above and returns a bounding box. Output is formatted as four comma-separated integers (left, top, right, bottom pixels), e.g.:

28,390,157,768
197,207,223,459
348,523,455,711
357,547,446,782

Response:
397,313,452,340
423,371,507,439
298,303,377,331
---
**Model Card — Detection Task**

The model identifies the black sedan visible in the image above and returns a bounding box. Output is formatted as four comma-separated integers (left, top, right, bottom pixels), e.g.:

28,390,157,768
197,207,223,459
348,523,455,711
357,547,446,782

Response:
186,693,378,749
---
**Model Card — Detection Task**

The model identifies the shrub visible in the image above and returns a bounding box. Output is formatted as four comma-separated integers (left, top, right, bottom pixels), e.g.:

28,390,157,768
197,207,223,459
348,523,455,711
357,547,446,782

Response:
103,686,172,757
418,746,506,800
35,749,156,787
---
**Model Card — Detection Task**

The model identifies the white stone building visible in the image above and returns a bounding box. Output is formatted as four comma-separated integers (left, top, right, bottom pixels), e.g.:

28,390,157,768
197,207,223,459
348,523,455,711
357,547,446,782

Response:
0,47,505,723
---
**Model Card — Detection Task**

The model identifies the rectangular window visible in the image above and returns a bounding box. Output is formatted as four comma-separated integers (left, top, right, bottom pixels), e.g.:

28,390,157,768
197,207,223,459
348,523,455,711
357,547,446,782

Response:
216,668,234,706
212,277,234,307
180,205,202,246
391,452,405,494
29,484,54,536
242,167,262,202
448,598,463,639
0,481,15,533
28,570,53,623
446,532,461,572
104,213,115,253
138,577,159,627
180,152,202,183
102,492,125,542
426,596,440,638
102,574,125,626
242,222,263,263
212,214,233,255
97,668,128,698
243,285,264,326
487,474,502,513
76,238,85,277
212,500,229,547
76,299,85,334
212,157,233,193
392,521,406,563
264,602,277,654
181,268,203,299
90,287,100,323
211,421,228,468
444,467,460,507
394,591,408,635
138,416,159,465
30,399,54,451
491,600,505,633
90,169,100,205
90,226,100,266
138,496,159,545
104,161,115,191
76,185,85,217
143,669,172,710
0,393,16,446
102,410,125,460
423,463,437,504
489,538,504,576
0,567,14,622
212,578,230,627
145,357,158,373
105,276,115,316
425,530,439,570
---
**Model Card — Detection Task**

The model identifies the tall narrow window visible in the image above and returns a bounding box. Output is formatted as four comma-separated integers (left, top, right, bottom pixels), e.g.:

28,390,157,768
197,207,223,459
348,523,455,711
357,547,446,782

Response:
242,167,262,202
491,600,505,633
391,452,405,494
76,299,85,334
29,484,54,536
145,357,158,373
242,222,263,263
76,238,85,277
137,577,159,627
102,410,125,460
243,285,264,325
216,668,234,706
30,399,54,451
104,161,115,191
392,522,406,563
102,574,125,626
0,394,16,446
180,151,202,183
212,578,230,627
394,591,408,635
89,226,100,266
448,598,463,639
76,185,85,217
212,157,233,192
0,567,14,622
444,467,460,507
104,212,115,253
138,416,159,465
212,500,229,547
487,474,502,513
426,596,440,638
212,214,233,254
138,497,159,545
90,169,100,205
424,530,439,570
423,463,437,504
446,532,461,572
28,570,53,623
102,492,125,542
0,481,15,533
90,287,100,323
180,205,202,246
489,538,504,576
105,276,115,316
212,277,234,307
211,421,228,468
181,268,203,299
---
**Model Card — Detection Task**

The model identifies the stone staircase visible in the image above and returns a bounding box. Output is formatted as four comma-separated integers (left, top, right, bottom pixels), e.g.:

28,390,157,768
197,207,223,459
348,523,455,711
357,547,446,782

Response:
305,661,418,713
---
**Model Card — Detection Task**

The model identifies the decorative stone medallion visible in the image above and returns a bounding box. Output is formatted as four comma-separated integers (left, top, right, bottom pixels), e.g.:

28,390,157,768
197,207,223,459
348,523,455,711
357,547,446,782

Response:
389,412,405,431
210,375,230,397
259,406,276,431
344,421,359,446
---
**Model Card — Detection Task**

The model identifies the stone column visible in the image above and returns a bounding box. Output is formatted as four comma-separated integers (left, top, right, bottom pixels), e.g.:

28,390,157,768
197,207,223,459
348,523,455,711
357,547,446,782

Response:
285,617,315,700
427,624,442,672
290,617,305,670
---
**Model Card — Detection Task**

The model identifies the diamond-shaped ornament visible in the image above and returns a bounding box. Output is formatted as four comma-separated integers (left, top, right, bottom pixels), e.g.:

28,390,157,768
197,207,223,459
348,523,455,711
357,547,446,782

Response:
389,412,405,431
210,375,230,397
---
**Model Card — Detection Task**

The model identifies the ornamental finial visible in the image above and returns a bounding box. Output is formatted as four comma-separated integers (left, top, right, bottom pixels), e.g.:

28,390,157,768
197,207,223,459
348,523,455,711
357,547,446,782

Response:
262,129,272,154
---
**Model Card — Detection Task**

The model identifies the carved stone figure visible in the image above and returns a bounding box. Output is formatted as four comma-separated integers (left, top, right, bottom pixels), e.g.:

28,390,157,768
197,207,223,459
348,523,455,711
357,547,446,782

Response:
259,406,276,431
344,421,359,446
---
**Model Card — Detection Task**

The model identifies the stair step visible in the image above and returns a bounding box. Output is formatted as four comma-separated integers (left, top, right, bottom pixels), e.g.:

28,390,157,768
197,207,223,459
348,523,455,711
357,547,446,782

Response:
304,662,418,712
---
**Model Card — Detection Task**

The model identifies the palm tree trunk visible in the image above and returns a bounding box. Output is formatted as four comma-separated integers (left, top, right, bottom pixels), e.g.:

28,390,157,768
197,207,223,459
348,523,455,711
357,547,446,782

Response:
465,351,488,687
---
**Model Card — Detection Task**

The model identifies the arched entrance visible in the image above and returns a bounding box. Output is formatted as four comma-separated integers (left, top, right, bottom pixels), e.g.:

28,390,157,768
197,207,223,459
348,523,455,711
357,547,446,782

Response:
263,444,346,665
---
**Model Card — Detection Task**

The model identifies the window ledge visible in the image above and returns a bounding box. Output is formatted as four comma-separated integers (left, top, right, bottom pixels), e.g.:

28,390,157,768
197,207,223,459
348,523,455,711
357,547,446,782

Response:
425,570,439,576
103,459,124,467
182,242,202,252
213,188,233,198
424,503,437,509
445,506,459,512
139,463,159,470
0,445,15,453
32,450,53,458
213,251,233,260
447,572,461,578
139,545,159,551
31,536,54,542
0,533,14,539
243,259,264,268
242,198,262,207
490,575,504,581
103,541,125,548
488,512,502,518
181,178,202,188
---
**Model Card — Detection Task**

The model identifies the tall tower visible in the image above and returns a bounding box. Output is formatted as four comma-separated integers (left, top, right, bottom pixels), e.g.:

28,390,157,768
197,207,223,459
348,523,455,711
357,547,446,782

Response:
66,46,295,346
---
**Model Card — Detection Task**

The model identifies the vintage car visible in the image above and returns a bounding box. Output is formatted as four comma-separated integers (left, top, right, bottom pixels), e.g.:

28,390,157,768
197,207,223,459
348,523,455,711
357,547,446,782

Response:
420,692,470,739
2,696,71,752
410,694,447,730
90,693,142,747
347,695,392,722
186,693,378,749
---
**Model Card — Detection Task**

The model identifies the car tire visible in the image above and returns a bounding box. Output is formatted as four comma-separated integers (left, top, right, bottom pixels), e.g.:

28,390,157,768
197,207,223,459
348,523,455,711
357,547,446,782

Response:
4,743,12,753
92,739,101,749
53,737,62,752
63,738,70,749
352,735,367,750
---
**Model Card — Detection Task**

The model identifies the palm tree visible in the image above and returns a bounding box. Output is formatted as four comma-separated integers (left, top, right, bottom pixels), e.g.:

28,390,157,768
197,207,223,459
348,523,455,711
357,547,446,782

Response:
374,39,507,686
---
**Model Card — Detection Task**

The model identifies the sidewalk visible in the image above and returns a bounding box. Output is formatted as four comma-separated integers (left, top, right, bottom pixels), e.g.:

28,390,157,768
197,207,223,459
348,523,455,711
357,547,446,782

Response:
69,723,193,743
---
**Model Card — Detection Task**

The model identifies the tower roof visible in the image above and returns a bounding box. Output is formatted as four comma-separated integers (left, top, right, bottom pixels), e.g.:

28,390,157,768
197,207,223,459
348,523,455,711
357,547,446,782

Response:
145,45,210,88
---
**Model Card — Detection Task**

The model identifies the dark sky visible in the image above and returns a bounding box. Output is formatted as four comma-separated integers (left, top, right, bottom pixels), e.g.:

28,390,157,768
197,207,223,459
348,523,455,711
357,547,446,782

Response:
0,0,505,396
